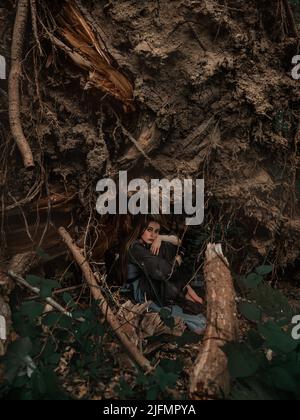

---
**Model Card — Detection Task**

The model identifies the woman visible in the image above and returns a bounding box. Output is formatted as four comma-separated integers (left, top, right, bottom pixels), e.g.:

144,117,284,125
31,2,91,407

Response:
121,216,206,334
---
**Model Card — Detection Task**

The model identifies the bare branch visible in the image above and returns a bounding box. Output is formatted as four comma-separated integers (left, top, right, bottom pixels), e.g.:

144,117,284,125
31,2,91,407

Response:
58,226,153,373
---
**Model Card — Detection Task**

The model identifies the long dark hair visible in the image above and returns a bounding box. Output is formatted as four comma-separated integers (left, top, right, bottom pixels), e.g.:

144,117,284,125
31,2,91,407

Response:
120,214,166,284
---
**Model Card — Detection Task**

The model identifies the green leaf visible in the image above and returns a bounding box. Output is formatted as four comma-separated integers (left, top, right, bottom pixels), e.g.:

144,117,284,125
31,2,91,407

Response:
256,265,273,276
175,330,201,346
223,343,260,379
230,378,279,401
26,275,44,287
248,285,294,322
32,370,47,395
26,275,59,298
246,329,265,350
4,338,33,383
258,322,298,354
42,312,61,327
239,302,262,322
62,293,77,311
7,337,32,359
40,285,53,299
117,378,135,399
245,273,264,289
270,367,298,394
154,366,178,391
39,367,68,400
159,359,183,374
42,342,61,367
35,248,52,262
40,280,60,299
20,301,44,322
146,386,159,400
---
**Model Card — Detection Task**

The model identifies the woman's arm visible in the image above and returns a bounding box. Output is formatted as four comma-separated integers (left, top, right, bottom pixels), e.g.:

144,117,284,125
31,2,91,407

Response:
129,242,173,282
151,235,181,255
160,235,181,246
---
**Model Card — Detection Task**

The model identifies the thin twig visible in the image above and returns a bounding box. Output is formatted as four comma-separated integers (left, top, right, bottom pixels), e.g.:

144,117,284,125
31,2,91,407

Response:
8,270,85,321
188,23,207,51
282,0,298,37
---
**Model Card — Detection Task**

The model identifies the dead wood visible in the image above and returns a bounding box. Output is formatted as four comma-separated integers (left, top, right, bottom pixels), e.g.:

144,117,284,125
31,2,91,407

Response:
189,243,238,400
8,0,35,168
8,271,80,320
117,300,185,355
4,189,77,257
58,226,153,372
0,251,40,357
51,2,135,112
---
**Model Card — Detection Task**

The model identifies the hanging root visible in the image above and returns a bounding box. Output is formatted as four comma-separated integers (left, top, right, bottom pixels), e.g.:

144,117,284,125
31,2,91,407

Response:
30,0,43,56
282,0,298,37
8,0,35,168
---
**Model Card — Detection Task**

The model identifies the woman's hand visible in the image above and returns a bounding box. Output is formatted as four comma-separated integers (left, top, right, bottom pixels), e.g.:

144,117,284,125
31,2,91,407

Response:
151,236,162,255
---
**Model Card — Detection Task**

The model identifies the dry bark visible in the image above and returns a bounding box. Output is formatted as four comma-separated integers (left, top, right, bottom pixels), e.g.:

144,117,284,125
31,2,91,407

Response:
52,2,135,112
189,243,238,399
116,300,185,355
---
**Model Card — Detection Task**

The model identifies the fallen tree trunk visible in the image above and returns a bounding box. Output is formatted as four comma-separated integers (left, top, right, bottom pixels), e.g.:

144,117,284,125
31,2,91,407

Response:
189,243,238,399
4,188,77,257
58,227,153,373
8,0,34,168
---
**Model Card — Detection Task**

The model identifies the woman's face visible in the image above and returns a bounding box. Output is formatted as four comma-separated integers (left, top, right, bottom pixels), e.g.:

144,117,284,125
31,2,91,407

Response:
141,222,161,245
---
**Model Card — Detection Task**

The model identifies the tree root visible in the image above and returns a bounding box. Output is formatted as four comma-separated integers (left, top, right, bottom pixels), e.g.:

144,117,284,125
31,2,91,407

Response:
8,0,35,168
30,0,43,56
282,0,298,37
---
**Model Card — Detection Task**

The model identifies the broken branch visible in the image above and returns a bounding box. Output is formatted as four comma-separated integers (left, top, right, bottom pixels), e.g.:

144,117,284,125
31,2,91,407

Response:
58,227,153,373
8,271,79,320
48,2,135,112
8,0,35,168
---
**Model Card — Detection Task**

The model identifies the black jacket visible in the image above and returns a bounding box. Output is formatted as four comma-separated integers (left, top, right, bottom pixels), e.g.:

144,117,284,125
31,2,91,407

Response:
128,240,186,305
